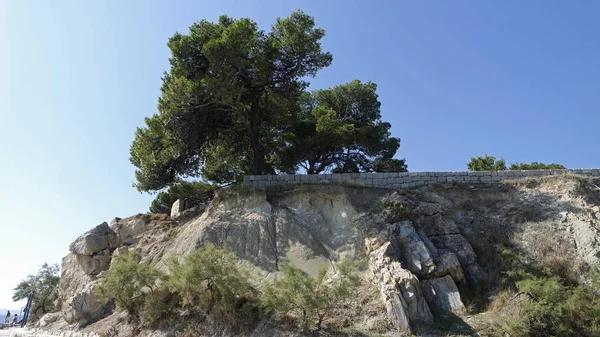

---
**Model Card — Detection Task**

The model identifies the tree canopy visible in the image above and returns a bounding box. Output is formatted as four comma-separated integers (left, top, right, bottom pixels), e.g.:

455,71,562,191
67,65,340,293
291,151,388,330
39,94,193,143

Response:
509,162,566,170
279,80,406,174
12,263,60,322
130,11,406,192
467,155,507,171
468,155,566,172
130,11,332,191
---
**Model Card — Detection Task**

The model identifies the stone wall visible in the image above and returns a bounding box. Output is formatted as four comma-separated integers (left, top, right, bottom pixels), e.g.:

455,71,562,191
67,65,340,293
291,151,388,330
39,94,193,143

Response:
243,169,600,189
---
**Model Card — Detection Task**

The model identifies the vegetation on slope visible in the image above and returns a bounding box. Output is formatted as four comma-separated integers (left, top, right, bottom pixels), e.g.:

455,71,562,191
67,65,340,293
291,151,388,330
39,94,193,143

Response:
95,244,361,332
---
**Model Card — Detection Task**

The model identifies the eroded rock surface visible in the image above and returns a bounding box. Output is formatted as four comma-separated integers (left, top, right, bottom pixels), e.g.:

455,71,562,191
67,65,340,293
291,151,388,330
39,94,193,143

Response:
45,176,600,336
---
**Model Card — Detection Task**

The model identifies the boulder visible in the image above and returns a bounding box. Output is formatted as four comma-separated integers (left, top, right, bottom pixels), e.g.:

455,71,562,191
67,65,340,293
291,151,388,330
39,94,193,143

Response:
171,199,186,217
64,281,112,326
69,222,118,256
111,218,148,246
36,312,60,328
421,275,465,312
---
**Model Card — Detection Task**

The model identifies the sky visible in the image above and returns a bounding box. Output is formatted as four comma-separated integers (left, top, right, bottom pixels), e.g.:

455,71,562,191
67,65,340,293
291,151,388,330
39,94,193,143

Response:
1,0,599,309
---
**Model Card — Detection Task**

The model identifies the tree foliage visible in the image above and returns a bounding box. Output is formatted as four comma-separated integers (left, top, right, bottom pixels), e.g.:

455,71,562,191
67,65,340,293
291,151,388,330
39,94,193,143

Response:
468,155,566,172
509,162,566,170
261,259,361,330
12,263,60,322
130,11,333,191
467,155,507,171
149,180,215,214
280,80,406,174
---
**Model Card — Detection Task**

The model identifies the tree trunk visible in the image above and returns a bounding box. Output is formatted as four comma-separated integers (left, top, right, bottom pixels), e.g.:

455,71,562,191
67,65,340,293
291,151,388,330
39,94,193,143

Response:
249,100,266,175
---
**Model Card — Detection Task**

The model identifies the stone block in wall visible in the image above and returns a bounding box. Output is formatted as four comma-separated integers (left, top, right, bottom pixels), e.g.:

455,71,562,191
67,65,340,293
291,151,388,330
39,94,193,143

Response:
437,176,447,183
387,177,395,184
351,173,360,178
481,176,492,182
377,179,387,186
300,175,309,181
446,176,457,182
332,174,342,180
592,169,600,176
583,169,592,175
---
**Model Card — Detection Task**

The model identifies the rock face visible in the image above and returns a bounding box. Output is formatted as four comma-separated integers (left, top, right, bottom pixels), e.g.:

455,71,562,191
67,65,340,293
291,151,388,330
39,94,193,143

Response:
421,276,465,312
60,223,119,326
48,176,600,336
59,215,176,327
69,223,118,256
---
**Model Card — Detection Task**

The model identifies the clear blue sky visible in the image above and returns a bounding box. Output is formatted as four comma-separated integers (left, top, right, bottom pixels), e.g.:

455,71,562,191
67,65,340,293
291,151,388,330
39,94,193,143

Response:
1,0,599,309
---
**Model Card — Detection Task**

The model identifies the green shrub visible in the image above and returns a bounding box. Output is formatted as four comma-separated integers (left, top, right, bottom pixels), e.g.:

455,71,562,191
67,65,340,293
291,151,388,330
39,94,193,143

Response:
488,269,600,337
95,249,170,326
261,259,361,330
509,162,566,170
374,200,412,223
167,243,259,322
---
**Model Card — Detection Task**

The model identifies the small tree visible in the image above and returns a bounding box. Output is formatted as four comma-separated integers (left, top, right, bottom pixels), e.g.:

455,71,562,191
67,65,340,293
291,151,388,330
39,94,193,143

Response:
95,249,166,323
467,154,507,171
167,243,257,318
509,162,566,170
12,263,60,322
261,259,361,330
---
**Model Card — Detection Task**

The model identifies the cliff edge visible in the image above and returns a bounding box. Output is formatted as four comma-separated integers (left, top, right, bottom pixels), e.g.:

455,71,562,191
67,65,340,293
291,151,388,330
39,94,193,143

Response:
38,174,600,336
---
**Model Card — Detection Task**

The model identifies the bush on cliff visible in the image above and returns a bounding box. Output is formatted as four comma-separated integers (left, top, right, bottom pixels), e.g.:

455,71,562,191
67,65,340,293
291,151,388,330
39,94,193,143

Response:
261,259,361,330
167,243,260,323
95,249,173,326
483,257,600,337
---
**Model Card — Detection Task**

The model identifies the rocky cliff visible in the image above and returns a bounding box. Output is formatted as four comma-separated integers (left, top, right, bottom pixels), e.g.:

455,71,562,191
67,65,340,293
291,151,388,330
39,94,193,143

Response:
40,175,600,336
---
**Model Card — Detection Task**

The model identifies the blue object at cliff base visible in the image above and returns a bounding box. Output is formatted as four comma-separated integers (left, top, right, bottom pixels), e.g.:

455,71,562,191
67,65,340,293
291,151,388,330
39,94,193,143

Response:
20,291,34,328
